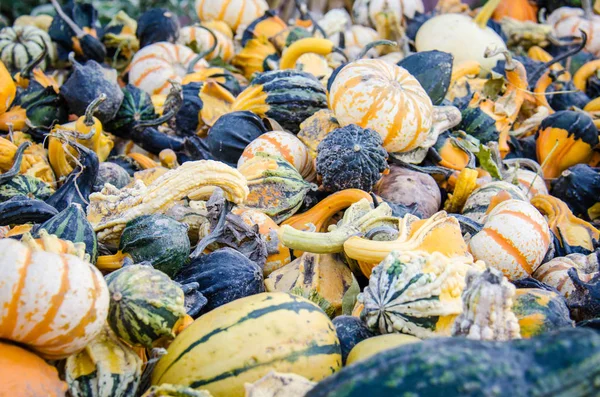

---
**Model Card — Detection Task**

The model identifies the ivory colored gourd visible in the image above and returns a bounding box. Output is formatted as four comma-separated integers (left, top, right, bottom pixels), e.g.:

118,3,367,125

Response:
328,59,433,153
0,342,67,396
353,0,425,26
128,42,208,95
548,7,600,56
415,13,507,69
0,239,110,359
195,0,268,31
178,26,234,62
346,334,420,365
469,200,551,280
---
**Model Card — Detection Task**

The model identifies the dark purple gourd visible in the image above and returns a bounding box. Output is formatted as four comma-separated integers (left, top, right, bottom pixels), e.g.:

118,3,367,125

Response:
60,56,123,124
175,248,265,315
0,196,58,226
175,82,204,137
551,164,600,221
316,124,389,193
93,162,131,192
46,141,99,212
136,8,180,49
207,111,269,167
332,316,375,365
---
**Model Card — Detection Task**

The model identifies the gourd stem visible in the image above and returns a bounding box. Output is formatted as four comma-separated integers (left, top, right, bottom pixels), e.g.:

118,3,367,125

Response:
83,94,107,127
583,0,594,20
50,0,85,38
473,0,502,29
0,142,31,186
186,26,219,74
333,47,349,62
96,251,130,272
294,0,327,38
134,108,177,130
19,43,47,80
189,200,232,259
484,47,514,69
529,30,587,88
357,40,398,59
67,52,82,68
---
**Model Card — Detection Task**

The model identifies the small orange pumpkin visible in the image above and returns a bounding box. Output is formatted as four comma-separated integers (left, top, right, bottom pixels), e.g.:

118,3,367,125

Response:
493,0,538,22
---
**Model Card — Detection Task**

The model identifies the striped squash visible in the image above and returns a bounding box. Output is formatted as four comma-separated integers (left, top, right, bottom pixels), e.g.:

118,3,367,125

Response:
194,0,269,32
533,253,600,298
179,26,234,62
106,264,187,348
238,131,316,181
0,26,55,71
469,200,551,280
503,168,548,200
548,7,600,56
151,292,342,397
512,288,574,338
128,42,208,95
65,327,143,397
462,181,528,223
328,59,433,153
0,239,109,359
0,174,54,202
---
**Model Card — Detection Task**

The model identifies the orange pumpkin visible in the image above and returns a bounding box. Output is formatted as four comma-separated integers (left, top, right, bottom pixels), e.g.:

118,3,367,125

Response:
0,239,109,359
0,342,67,396
493,0,538,22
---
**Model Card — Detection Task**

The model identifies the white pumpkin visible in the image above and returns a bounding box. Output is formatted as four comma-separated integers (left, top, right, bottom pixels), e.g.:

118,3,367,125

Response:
548,6,600,56
328,59,433,153
0,239,109,359
178,25,235,62
195,0,268,32
0,25,56,71
415,13,507,69
469,200,551,280
128,42,208,95
353,0,425,26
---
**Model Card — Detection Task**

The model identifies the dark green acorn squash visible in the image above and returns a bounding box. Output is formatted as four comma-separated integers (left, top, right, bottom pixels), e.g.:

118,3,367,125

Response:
136,8,179,49
512,288,574,338
0,175,53,202
456,106,499,145
551,164,600,221
316,124,389,193
105,84,157,138
174,248,265,315
94,162,131,192
397,50,453,105
106,264,187,348
547,80,590,111
35,202,98,263
46,142,99,212
207,111,269,167
119,214,191,278
307,328,600,397
16,80,68,130
232,69,328,133
332,315,375,365
0,195,58,226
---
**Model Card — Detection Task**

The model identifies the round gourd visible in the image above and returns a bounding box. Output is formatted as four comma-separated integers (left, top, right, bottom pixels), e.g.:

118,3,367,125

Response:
0,238,109,359
548,6,600,56
0,25,55,71
533,253,600,298
105,84,157,138
353,0,424,26
136,8,180,49
328,59,433,153
346,334,421,365
316,125,388,192
493,0,538,21
239,131,316,181
65,327,143,397
415,13,507,69
0,341,67,396
106,264,187,348
461,181,528,223
504,168,549,199
94,162,131,191
332,315,375,365
512,288,574,338
195,0,268,31
551,164,600,221
128,42,208,95
0,175,54,202
151,292,341,397
179,25,234,62
469,200,551,280
119,214,191,278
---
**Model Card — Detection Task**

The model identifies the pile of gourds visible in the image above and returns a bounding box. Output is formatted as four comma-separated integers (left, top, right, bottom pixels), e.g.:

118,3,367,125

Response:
2,0,600,396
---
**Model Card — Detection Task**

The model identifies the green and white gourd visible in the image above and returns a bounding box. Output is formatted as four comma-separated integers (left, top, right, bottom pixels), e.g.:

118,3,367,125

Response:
0,175,54,202
461,181,528,222
0,25,55,71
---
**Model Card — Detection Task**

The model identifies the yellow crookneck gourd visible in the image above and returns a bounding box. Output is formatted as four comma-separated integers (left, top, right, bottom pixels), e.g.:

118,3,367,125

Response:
279,37,343,71
0,133,56,185
444,167,479,213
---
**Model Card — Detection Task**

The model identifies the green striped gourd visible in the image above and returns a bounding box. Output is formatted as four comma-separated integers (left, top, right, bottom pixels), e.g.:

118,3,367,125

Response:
35,202,98,263
106,264,186,348
461,181,528,222
65,327,142,397
0,25,55,71
0,175,54,202
151,292,342,397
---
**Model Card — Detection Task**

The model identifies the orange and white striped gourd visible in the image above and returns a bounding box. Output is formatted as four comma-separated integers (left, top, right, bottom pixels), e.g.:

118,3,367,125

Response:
533,253,599,298
0,239,109,359
328,59,433,153
548,4,600,56
238,131,316,181
128,42,208,95
194,0,268,32
178,26,235,62
469,200,551,280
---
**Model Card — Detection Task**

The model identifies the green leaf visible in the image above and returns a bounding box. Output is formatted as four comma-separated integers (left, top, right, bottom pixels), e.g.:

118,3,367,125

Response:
342,275,360,316
482,71,505,99
476,144,502,180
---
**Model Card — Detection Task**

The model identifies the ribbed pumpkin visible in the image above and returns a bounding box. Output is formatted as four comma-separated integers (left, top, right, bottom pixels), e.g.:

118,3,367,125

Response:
461,181,528,223
178,25,234,62
106,264,187,348
328,59,433,153
128,42,207,95
548,5,600,56
65,327,143,397
469,200,551,280
0,341,67,396
492,0,538,22
353,0,425,26
238,131,315,181
151,292,341,397
239,152,316,223
194,0,268,31
512,288,574,338
0,25,55,71
533,253,600,297
0,238,109,359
